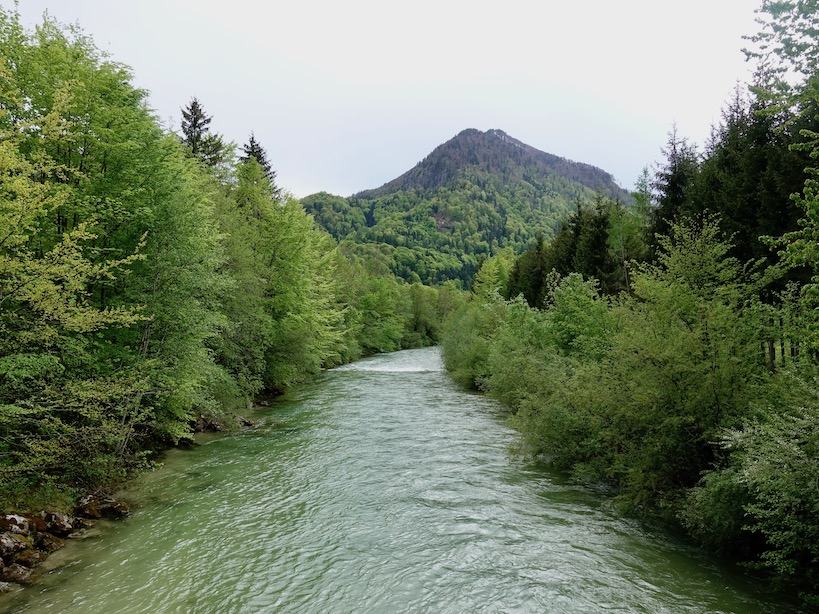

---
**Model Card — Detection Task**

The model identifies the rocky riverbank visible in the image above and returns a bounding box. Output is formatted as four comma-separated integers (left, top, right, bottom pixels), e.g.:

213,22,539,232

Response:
0,414,257,598
0,494,129,593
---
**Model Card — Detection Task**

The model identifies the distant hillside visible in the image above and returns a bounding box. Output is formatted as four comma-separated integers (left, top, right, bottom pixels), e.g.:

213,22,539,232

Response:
357,129,627,201
303,129,631,286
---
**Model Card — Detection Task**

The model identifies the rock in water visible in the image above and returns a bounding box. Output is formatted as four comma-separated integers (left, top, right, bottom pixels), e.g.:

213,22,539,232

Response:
0,563,33,584
0,533,28,560
14,549,44,568
41,512,74,537
74,495,102,519
34,532,63,554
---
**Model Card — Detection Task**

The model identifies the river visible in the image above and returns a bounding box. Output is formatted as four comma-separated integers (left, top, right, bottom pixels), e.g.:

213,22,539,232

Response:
0,347,797,613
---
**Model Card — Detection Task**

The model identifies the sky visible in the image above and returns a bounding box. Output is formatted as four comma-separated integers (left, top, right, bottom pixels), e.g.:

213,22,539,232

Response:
7,0,762,197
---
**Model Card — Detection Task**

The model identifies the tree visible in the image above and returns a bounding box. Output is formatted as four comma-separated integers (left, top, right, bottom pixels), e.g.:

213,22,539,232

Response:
649,126,699,256
180,97,226,168
746,1,819,350
0,8,240,506
471,251,513,300
505,196,641,305
180,97,210,154
235,156,276,219
571,199,612,289
687,83,811,278
0,5,455,514
743,0,819,86
241,132,278,189
632,166,653,218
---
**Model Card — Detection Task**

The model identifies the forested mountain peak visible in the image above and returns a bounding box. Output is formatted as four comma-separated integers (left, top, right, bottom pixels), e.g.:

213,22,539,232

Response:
303,129,632,285
354,128,629,202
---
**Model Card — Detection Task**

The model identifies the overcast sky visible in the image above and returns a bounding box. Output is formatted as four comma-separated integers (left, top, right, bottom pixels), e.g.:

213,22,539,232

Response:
8,0,761,197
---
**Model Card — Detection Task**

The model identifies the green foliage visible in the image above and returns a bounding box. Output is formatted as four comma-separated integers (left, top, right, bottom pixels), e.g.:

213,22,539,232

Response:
726,395,819,589
678,467,753,554
0,10,454,513
596,220,765,506
328,247,462,359
180,96,227,168
444,217,773,514
240,132,277,187
648,127,700,254
506,196,646,305
774,116,819,350
301,192,367,240
491,282,612,473
442,5,819,605
650,8,819,601
692,86,813,280
303,129,631,286
645,84,814,289
0,10,164,504
681,364,819,603
471,251,514,300
440,298,505,389
744,0,819,83
261,196,345,389
444,205,819,602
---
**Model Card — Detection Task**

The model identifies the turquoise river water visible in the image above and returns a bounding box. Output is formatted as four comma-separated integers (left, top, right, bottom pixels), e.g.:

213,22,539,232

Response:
0,347,799,613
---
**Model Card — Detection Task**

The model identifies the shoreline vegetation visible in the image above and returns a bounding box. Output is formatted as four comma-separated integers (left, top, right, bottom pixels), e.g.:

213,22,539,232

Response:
1,1,819,609
439,2,819,600
0,6,459,591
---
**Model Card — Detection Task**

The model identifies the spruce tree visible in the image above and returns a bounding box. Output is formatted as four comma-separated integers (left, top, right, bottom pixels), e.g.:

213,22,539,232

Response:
690,84,810,269
649,126,699,257
181,97,211,155
180,97,225,167
241,132,277,186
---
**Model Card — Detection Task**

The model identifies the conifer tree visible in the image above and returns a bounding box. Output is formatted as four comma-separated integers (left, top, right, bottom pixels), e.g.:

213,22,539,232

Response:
649,127,699,257
241,132,277,187
181,97,210,154
180,97,226,168
690,84,810,269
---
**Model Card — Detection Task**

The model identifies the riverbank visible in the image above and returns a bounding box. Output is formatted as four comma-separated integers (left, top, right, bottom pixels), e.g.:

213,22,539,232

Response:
0,494,129,594
441,275,819,608
0,404,264,599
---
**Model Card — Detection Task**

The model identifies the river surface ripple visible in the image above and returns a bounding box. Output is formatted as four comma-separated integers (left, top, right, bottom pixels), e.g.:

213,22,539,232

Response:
1,347,797,613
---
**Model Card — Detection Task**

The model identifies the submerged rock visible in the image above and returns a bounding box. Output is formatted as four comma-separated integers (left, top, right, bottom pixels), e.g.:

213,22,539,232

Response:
72,517,96,531
0,494,131,596
101,498,130,519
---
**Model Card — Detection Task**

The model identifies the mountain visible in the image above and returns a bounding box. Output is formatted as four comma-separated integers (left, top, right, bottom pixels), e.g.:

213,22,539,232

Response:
302,129,632,286
356,129,627,201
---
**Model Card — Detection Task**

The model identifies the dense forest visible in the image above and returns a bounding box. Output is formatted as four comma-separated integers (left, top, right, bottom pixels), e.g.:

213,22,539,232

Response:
0,8,460,512
442,1,819,606
302,129,630,286
2,0,819,608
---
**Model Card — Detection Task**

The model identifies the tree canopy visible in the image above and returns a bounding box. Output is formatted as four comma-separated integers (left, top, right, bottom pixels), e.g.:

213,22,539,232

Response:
0,8,457,512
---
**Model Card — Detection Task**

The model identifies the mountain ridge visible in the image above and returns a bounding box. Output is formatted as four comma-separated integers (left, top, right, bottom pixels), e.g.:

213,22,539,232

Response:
353,128,629,202
302,128,632,285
